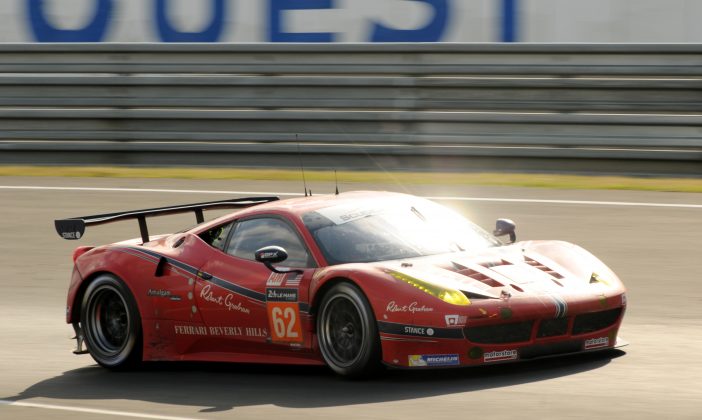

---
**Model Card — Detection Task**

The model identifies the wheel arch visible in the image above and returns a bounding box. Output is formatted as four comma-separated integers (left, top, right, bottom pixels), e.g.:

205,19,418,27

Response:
310,277,354,317
71,270,109,323
310,276,381,320
310,266,401,320
71,270,141,323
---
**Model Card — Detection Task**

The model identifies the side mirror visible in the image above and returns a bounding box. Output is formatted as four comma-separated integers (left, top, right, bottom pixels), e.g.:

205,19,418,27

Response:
493,219,516,244
254,246,302,274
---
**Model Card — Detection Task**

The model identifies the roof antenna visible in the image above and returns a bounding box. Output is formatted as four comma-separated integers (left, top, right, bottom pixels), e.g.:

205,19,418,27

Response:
297,138,308,197
334,170,339,195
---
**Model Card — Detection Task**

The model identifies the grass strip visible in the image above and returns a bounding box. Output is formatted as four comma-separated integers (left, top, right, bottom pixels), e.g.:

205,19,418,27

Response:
0,166,700,193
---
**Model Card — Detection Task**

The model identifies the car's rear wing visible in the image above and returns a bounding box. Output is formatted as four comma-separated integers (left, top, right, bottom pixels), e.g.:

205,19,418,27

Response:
55,196,279,243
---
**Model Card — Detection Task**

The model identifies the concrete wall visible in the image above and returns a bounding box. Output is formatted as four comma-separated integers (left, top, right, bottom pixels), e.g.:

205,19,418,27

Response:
0,0,700,43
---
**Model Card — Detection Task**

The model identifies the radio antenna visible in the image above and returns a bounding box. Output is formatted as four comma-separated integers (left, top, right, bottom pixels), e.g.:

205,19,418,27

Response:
297,138,308,197
334,170,339,195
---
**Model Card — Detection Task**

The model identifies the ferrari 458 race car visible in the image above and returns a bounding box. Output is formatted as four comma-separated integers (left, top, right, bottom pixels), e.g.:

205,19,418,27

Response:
56,191,626,377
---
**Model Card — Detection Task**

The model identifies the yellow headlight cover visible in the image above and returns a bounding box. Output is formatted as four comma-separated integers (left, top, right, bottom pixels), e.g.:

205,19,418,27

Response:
386,269,470,306
590,272,611,286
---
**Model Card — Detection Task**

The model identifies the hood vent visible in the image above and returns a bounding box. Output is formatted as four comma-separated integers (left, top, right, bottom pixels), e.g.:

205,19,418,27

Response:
524,256,564,279
452,261,505,288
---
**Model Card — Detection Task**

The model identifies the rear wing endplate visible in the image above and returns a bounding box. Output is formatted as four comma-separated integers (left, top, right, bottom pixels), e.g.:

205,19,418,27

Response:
55,196,279,243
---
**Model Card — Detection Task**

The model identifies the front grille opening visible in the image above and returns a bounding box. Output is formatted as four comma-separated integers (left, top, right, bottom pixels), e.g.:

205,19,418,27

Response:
465,321,533,344
537,318,569,338
572,307,622,335
520,341,582,359
525,256,565,279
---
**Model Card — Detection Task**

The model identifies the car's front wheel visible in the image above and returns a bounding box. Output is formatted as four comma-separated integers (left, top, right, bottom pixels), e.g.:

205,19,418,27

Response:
81,274,142,369
317,282,381,378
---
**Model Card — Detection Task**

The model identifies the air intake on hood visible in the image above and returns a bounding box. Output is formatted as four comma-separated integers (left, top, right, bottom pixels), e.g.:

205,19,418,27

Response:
524,256,564,279
451,262,504,288
453,260,510,287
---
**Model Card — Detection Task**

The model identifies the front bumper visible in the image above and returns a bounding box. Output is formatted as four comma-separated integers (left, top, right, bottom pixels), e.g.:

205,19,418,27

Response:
379,304,627,368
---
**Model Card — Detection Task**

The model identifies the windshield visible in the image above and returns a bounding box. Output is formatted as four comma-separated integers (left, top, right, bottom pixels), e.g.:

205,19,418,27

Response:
302,197,500,265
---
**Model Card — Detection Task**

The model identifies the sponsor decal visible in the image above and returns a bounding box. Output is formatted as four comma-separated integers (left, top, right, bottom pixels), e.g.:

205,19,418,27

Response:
584,337,609,350
174,325,267,337
61,231,82,240
285,273,303,287
266,272,286,287
377,321,464,339
408,354,460,367
199,284,251,314
386,301,434,314
173,325,207,336
483,349,518,363
402,326,434,336
268,272,303,287
445,314,467,326
266,288,298,302
316,203,388,225
147,289,182,301
266,288,303,343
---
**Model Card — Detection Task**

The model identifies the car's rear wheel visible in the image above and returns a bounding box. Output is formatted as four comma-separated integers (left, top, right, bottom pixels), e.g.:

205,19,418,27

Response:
317,282,381,378
81,274,142,369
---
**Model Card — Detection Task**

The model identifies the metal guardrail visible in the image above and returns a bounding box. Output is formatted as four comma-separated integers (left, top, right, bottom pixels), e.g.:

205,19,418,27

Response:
0,44,700,174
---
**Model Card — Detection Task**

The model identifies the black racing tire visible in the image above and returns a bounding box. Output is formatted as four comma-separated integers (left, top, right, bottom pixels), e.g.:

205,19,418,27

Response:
81,274,142,370
317,282,382,378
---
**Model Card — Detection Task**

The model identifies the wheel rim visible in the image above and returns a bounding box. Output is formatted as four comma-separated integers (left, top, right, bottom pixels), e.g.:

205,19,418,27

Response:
321,295,365,367
87,286,130,355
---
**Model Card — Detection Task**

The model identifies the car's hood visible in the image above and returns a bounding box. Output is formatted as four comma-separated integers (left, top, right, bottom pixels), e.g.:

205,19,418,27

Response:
373,240,621,299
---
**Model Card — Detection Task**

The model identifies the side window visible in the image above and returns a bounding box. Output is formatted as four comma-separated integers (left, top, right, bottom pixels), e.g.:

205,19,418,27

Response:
226,218,312,268
199,222,234,251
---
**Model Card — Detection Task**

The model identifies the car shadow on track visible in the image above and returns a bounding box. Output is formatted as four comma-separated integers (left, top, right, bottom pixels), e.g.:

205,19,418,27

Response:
3,350,625,413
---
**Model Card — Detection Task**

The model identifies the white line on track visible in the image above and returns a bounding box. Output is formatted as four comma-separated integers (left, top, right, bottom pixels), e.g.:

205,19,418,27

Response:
426,195,702,209
0,399,203,420
1,185,701,209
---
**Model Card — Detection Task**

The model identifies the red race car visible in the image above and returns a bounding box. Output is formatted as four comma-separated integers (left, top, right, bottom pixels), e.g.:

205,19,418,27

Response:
56,191,627,377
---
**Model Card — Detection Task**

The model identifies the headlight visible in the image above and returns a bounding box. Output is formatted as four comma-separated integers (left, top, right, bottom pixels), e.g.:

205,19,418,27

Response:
590,271,613,286
385,269,471,306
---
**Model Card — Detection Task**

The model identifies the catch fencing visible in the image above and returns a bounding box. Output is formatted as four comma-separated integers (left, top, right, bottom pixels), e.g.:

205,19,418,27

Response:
0,44,700,174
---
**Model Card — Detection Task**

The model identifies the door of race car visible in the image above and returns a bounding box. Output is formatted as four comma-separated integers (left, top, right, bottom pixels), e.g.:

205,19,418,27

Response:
195,216,316,356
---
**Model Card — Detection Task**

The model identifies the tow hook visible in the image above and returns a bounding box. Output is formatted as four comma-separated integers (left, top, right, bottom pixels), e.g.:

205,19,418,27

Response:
72,322,89,355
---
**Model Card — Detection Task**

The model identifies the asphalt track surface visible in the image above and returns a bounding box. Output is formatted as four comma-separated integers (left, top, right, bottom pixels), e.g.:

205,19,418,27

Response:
1,177,700,420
